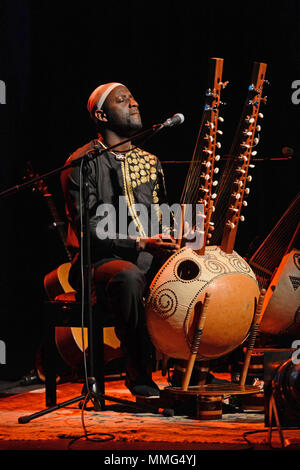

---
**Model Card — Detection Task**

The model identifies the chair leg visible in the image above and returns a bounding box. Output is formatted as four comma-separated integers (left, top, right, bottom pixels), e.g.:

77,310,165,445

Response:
43,301,107,410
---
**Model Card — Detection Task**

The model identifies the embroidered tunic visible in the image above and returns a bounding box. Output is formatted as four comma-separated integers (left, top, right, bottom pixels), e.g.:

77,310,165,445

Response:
61,139,170,264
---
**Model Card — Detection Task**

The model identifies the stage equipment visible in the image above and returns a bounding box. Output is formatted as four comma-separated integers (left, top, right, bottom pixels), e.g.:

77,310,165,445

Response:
264,349,300,447
147,245,260,361
162,289,265,420
249,192,299,290
181,292,210,391
260,248,300,337
24,162,73,262
146,60,267,366
248,193,300,337
239,288,266,386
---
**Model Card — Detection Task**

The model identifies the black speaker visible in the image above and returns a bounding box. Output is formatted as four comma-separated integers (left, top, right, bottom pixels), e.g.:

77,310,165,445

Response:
264,348,300,427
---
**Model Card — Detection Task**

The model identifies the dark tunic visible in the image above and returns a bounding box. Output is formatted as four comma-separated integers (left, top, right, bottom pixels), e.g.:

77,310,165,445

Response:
60,139,170,277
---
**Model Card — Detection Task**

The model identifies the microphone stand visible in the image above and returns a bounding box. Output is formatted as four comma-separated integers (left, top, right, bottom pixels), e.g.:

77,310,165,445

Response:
0,124,164,199
0,120,169,424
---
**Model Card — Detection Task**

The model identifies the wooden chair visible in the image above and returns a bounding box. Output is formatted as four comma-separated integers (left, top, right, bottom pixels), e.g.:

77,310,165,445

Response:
42,264,122,408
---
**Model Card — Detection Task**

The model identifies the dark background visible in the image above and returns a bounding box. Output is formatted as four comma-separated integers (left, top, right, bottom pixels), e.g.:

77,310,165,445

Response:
0,1,299,379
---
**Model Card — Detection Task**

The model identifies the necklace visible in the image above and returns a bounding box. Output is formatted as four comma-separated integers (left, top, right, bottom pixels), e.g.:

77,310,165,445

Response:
98,139,132,161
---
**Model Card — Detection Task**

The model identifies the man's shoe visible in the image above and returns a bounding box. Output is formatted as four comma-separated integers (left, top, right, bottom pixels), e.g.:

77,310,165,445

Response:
125,375,160,398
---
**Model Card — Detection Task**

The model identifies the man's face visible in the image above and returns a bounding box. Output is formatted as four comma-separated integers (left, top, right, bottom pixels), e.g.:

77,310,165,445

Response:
101,85,143,136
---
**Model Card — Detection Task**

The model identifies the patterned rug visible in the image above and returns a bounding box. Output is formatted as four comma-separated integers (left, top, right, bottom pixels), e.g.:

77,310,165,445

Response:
0,372,299,451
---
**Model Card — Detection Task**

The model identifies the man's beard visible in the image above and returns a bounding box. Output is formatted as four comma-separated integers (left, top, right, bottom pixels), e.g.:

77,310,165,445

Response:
107,111,143,137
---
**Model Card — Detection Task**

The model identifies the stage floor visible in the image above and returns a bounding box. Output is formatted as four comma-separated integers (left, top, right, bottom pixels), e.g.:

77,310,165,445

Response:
1,371,300,453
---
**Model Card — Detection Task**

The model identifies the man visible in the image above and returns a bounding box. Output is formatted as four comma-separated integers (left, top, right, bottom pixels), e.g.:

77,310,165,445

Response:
60,82,179,398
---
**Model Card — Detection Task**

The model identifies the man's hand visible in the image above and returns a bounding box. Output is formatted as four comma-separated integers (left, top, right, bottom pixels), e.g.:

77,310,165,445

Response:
138,234,179,259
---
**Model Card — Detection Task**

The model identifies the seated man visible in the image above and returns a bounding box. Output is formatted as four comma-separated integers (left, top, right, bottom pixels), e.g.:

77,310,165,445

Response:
60,82,179,398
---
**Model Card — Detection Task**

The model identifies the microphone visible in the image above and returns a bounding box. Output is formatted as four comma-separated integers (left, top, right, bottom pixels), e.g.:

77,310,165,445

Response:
162,113,185,128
